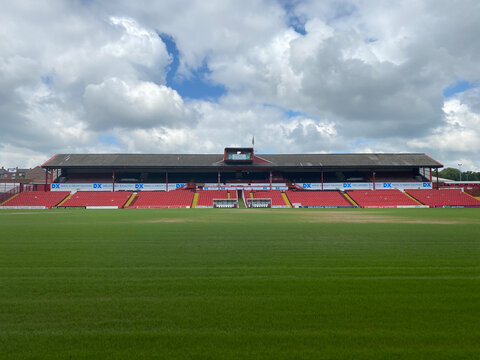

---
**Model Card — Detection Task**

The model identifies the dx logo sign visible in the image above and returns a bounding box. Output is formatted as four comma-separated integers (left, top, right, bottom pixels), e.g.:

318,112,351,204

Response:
51,184,60,189
302,183,312,189
383,183,392,188
93,184,102,189
135,184,144,189
343,183,352,188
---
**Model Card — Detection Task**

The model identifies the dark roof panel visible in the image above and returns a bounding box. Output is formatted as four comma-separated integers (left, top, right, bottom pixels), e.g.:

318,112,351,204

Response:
42,153,443,169
259,153,442,168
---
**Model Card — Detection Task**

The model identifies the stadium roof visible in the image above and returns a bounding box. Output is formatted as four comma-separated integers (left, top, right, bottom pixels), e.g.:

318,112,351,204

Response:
42,153,443,170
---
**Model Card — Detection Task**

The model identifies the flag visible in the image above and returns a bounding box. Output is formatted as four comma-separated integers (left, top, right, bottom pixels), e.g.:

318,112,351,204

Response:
252,136,254,146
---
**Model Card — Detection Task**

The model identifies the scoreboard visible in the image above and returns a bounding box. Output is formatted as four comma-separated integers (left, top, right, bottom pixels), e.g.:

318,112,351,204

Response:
228,153,251,161
224,147,254,163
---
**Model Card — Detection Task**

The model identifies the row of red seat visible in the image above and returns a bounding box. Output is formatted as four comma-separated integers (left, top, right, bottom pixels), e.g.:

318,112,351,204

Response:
2,189,480,209
406,189,480,207
246,190,287,206
196,190,236,207
128,190,194,209
62,191,132,208
346,189,419,208
286,190,351,207
0,191,70,209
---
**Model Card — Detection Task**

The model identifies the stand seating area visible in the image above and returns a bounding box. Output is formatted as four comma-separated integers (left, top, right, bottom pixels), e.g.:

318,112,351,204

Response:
346,189,419,208
4,186,480,210
127,190,194,209
286,190,352,207
0,191,70,208
196,190,236,207
246,190,287,207
61,191,132,208
406,189,480,207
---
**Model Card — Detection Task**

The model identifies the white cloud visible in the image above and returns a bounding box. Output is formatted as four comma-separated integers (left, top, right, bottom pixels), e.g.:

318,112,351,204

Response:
408,99,480,170
84,78,194,130
1,0,480,171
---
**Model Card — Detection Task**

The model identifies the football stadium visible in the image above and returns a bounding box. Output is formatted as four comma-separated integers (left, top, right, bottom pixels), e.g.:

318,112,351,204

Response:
1,147,480,209
1,149,479,359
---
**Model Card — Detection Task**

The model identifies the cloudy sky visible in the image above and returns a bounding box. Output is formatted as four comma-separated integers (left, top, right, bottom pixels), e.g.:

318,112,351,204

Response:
1,0,479,170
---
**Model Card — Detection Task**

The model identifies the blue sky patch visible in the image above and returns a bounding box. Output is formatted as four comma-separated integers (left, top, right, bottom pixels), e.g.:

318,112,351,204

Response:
159,33,226,101
352,138,372,146
285,109,307,118
279,0,306,35
443,80,478,98
41,75,53,87
98,135,120,147
263,104,309,119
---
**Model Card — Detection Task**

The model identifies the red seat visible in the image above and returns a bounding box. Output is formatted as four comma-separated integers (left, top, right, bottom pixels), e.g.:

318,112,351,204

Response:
0,191,70,209
196,190,235,207
347,190,419,208
247,190,286,206
406,189,480,207
127,190,194,208
286,190,352,207
61,191,132,208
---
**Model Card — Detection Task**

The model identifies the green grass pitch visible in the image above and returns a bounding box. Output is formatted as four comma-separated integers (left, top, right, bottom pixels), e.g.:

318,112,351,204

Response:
0,208,479,359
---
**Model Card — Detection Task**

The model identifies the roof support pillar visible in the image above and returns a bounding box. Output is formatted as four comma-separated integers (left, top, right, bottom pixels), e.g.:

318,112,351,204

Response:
45,169,48,192
436,169,439,189
321,169,324,191
112,170,115,192
269,170,272,191
218,169,221,190
429,168,432,183
166,170,168,192
372,170,376,191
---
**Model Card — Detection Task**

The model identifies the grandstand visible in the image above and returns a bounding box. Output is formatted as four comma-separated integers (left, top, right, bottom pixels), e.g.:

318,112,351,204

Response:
40,152,441,192
346,189,421,208
5,148,478,210
406,189,480,208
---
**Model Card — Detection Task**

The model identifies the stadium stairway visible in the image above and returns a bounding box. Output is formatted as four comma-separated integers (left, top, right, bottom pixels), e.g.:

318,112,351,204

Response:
465,192,479,201
124,193,137,208
281,192,292,208
343,192,359,207
191,193,199,208
403,192,424,205
56,193,73,207
0,193,19,206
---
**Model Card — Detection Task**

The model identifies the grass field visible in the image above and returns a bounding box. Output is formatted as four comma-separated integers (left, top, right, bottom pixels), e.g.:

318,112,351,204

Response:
1,208,479,359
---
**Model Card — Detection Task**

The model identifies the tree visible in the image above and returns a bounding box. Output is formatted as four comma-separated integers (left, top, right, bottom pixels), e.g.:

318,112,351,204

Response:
438,168,480,181
438,167,460,180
